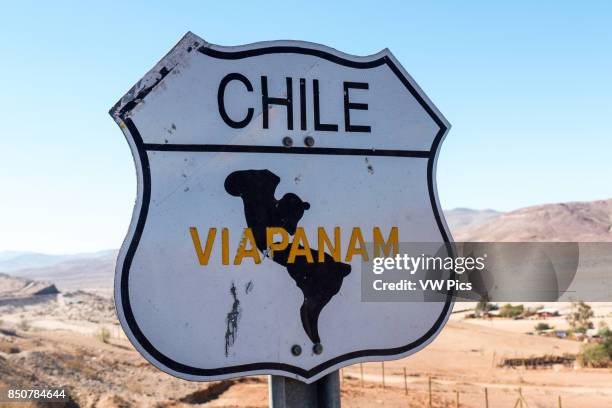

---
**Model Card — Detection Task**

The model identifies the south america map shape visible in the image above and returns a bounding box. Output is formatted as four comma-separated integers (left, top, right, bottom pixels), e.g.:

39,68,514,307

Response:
224,169,352,346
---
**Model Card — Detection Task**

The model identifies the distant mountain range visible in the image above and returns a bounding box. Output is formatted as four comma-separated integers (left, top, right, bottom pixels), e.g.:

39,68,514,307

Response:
0,250,117,294
1,198,611,294
0,250,116,272
453,198,612,241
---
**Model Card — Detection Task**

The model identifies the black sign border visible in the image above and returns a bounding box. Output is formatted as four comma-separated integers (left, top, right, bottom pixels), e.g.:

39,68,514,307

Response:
115,43,453,381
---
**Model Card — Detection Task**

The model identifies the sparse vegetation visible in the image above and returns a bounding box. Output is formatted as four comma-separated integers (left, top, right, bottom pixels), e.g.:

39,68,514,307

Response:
577,321,612,368
535,323,553,332
580,343,610,367
566,301,594,333
18,319,30,332
499,303,524,318
474,296,495,317
95,327,111,344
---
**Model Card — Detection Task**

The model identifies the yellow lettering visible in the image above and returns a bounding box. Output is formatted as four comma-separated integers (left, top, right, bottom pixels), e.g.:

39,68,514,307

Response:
191,225,398,266
221,228,229,265
345,227,369,262
318,226,340,262
373,227,399,257
288,227,314,263
234,228,261,265
190,227,216,266
266,227,289,257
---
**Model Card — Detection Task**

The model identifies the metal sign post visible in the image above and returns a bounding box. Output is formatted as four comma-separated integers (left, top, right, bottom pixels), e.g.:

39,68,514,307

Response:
110,32,452,400
270,372,340,408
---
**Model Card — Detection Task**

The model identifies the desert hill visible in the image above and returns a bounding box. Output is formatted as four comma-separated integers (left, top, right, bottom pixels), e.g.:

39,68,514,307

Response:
2,251,117,295
0,273,58,300
0,249,115,272
453,198,612,242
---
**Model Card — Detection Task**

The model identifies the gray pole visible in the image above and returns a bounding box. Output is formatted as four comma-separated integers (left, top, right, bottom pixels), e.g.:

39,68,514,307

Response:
269,371,341,408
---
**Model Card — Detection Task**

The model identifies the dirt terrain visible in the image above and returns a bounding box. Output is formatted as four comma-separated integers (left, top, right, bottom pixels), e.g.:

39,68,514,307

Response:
2,199,612,407
2,294,612,407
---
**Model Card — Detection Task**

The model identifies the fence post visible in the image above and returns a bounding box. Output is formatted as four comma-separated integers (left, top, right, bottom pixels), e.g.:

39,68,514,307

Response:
428,376,432,408
518,387,524,408
360,363,364,388
455,389,459,408
403,367,407,395
381,362,385,389
558,395,562,408
484,387,489,408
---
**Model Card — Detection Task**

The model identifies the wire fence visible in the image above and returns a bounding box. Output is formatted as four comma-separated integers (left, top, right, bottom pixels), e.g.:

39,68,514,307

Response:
101,324,567,407
339,362,566,408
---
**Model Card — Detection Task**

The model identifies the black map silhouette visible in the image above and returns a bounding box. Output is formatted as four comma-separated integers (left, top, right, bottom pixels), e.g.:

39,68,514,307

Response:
225,169,351,345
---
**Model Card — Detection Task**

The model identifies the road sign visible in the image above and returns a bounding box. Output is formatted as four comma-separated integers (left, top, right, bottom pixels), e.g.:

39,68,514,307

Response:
110,32,452,383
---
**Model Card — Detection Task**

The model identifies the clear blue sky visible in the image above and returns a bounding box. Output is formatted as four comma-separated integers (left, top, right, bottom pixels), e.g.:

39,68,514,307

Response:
1,1,611,253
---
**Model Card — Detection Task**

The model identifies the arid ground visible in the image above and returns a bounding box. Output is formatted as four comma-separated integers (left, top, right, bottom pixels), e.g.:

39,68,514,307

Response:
1,292,612,407
2,199,612,407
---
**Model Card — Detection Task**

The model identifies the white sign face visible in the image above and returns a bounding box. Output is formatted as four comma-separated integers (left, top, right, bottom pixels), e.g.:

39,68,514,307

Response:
110,32,452,383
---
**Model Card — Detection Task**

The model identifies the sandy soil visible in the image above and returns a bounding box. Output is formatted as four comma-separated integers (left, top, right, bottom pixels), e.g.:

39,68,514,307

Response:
1,317,612,407
1,287,612,407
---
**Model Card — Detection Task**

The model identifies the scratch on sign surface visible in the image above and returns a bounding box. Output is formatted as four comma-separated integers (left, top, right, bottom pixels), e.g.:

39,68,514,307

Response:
245,280,254,294
365,157,374,174
224,282,241,357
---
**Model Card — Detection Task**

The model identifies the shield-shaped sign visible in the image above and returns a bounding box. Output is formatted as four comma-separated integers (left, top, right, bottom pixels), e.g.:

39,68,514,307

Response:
110,32,452,383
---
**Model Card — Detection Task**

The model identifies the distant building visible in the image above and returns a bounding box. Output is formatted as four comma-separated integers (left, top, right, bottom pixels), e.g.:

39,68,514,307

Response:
536,308,559,318
586,328,600,338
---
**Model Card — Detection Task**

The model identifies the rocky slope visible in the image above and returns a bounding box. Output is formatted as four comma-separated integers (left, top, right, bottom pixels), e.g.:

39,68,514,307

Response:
0,273,58,300
453,198,612,241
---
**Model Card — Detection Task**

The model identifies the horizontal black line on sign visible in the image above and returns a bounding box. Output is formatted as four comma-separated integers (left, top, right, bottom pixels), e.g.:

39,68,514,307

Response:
143,144,432,158
198,46,387,69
